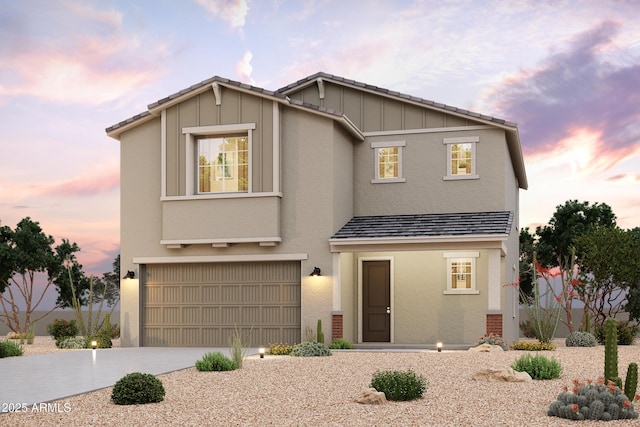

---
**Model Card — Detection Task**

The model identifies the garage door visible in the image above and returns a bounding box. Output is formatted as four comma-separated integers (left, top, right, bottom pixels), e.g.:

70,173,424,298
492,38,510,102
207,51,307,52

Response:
142,262,301,347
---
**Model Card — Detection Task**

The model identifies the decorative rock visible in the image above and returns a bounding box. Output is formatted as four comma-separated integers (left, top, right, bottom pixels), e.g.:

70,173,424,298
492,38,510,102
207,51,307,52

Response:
355,388,387,404
472,368,532,382
468,343,504,353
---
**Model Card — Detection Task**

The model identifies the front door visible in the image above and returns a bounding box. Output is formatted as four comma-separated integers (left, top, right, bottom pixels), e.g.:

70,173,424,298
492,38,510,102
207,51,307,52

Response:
362,260,391,342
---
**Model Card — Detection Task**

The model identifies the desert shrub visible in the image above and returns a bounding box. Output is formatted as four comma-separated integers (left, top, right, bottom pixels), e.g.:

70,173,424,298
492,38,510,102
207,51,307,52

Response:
328,338,354,349
195,352,237,372
548,378,639,420
290,341,332,357
370,370,427,401
476,333,508,350
109,323,120,339
0,340,23,358
47,319,79,340
594,321,640,345
269,343,296,355
511,341,556,351
86,333,112,349
111,372,165,405
519,320,537,338
511,353,562,380
57,336,87,349
565,331,598,347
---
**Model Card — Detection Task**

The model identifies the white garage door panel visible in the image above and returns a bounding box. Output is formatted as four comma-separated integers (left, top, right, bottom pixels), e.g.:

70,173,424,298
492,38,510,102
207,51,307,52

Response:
143,262,301,347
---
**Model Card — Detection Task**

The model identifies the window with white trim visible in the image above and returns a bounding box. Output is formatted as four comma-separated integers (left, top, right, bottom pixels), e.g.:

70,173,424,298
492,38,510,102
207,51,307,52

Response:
443,136,479,180
443,251,480,294
197,135,248,193
182,123,255,196
371,140,406,183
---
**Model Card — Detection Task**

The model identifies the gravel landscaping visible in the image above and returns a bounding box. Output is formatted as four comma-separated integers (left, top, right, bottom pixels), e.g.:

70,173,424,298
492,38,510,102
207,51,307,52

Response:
3,337,640,426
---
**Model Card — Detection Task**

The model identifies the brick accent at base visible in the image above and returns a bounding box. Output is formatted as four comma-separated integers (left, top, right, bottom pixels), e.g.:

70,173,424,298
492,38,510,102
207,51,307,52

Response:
332,314,343,341
486,313,503,337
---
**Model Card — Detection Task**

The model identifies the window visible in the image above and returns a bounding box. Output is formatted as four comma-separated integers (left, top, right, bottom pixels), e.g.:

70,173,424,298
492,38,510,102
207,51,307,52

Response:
371,141,406,183
443,251,480,294
181,123,255,197
443,136,479,180
197,135,248,193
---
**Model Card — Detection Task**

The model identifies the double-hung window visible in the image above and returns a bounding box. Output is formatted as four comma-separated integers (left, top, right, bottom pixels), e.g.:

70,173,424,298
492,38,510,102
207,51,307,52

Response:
197,135,248,193
371,141,406,183
182,123,255,196
443,136,479,180
443,251,480,294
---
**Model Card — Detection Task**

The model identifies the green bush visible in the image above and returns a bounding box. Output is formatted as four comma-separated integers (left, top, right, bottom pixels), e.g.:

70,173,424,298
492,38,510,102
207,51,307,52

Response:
290,341,332,357
195,352,237,371
57,336,87,349
548,379,638,420
86,333,112,349
111,372,165,405
328,338,354,349
370,370,427,401
594,320,639,345
268,343,296,355
511,341,556,351
47,319,79,340
511,353,562,380
565,331,598,347
0,340,23,358
476,333,508,350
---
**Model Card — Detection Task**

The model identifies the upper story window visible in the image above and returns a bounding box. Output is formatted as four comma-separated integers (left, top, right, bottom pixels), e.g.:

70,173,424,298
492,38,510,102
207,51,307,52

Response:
443,136,479,180
443,251,480,295
181,123,255,197
371,140,406,184
197,135,248,193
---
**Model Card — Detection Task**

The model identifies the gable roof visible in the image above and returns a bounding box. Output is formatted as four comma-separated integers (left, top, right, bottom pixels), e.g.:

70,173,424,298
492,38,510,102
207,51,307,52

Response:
105,76,364,140
279,72,527,189
331,211,513,240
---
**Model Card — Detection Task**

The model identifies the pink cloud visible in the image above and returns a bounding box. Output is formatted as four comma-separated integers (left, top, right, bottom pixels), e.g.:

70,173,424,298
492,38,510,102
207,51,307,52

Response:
0,3,170,105
485,20,640,174
235,51,256,85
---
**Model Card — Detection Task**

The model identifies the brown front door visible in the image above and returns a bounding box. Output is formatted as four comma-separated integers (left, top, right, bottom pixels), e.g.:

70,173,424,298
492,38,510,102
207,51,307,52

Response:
362,260,391,342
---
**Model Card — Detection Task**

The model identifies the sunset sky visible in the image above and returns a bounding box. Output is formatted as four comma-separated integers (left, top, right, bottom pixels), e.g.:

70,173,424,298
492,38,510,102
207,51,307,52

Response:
1,0,639,279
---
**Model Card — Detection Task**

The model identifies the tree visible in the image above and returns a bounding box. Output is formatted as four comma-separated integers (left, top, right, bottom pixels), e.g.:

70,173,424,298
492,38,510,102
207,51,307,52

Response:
533,200,617,333
518,227,535,304
0,217,87,333
574,227,640,326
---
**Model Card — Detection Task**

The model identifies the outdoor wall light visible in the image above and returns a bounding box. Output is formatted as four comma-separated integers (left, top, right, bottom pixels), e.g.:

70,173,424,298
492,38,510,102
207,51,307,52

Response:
91,340,97,350
310,267,321,276
437,342,443,352
123,270,135,279
259,348,265,359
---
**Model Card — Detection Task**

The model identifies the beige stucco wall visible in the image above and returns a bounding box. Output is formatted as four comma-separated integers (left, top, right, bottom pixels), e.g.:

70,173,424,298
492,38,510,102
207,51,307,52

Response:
339,250,491,345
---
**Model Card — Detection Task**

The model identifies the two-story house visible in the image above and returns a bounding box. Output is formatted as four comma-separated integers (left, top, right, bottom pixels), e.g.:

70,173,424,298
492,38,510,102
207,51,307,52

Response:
107,72,527,348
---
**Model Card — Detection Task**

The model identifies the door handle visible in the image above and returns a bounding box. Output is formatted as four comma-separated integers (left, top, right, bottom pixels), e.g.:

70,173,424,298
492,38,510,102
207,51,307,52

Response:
386,306,391,314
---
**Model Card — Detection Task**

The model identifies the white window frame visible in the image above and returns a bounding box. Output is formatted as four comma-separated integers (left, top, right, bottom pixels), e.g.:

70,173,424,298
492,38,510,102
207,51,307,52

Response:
443,136,479,181
371,140,406,184
443,251,480,295
183,123,255,196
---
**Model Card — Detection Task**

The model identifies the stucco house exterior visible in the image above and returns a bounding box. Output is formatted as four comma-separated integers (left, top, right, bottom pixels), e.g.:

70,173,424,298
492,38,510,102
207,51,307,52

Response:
106,72,527,348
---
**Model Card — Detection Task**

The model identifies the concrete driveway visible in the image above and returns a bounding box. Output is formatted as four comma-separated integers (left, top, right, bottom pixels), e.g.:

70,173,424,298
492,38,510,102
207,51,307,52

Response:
0,347,256,408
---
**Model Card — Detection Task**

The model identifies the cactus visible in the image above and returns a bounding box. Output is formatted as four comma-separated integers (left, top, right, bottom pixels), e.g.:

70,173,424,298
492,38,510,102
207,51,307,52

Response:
548,381,638,421
625,362,638,402
316,319,324,344
604,318,619,385
104,313,111,337
584,311,591,333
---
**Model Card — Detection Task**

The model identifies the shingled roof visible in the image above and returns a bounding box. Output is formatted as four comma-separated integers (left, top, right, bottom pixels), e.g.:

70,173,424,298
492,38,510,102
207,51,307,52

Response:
331,212,513,240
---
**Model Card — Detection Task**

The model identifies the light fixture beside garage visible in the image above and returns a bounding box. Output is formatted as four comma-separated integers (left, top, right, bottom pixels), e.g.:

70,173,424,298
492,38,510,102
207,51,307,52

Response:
123,270,136,279
310,267,321,276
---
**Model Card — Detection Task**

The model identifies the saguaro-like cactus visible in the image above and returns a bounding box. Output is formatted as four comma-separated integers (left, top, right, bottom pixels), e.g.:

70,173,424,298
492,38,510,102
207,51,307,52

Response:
316,319,324,344
625,362,638,402
604,318,620,387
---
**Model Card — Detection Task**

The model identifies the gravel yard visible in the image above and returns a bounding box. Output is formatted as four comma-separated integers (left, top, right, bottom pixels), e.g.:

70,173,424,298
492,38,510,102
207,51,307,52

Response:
3,337,640,426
